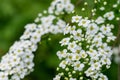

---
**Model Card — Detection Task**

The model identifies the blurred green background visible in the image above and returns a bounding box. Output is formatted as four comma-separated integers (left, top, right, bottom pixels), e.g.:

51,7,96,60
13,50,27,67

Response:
0,0,118,80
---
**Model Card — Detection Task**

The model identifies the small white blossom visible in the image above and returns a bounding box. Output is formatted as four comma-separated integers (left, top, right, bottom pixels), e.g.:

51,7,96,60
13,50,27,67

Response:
95,16,105,24
104,11,115,20
72,16,82,23
53,74,61,80
78,19,91,27
73,61,84,71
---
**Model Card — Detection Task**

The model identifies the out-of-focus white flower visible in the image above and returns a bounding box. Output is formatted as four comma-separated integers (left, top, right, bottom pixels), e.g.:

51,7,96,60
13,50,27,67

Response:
72,16,82,23
99,7,105,11
53,74,61,80
104,11,115,20
95,16,105,24
113,46,120,64
78,19,91,27
70,78,77,80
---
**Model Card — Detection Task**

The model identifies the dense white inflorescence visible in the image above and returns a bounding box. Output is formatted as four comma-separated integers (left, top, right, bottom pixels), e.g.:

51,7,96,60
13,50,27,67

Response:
48,0,74,15
54,1,120,79
0,0,74,80
55,15,116,80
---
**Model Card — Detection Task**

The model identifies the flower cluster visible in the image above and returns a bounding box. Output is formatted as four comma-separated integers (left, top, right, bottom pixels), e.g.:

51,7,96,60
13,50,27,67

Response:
55,15,116,80
48,0,74,15
0,0,74,80
54,0,120,79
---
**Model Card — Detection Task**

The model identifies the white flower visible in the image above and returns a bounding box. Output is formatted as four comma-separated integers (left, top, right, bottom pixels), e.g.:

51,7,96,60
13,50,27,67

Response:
101,57,111,65
95,33,105,39
11,74,20,80
112,46,120,64
98,74,108,80
85,68,95,77
100,25,111,34
25,23,37,31
73,61,84,71
56,3,64,12
114,56,120,64
104,11,115,20
94,39,102,47
78,19,91,27
10,55,20,66
64,25,70,34
99,7,105,11
113,4,118,8
70,78,76,80
86,23,99,35
72,16,82,23
60,37,70,46
91,62,101,70
72,29,83,41
48,7,54,14
67,41,77,52
0,72,8,80
87,49,98,57
69,26,76,34
61,0,70,4
40,15,55,27
65,3,74,13
23,52,34,62
25,61,34,69
95,16,105,24
30,33,41,43
80,50,87,58
69,53,81,61
53,74,61,80
57,49,67,59
113,47,120,55
29,43,38,52
59,60,68,69
20,30,31,40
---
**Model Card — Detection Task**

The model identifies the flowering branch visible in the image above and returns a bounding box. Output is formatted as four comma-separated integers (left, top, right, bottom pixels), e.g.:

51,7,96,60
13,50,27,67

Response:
0,0,75,80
